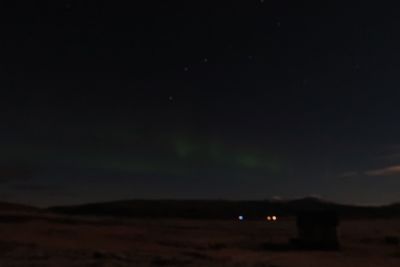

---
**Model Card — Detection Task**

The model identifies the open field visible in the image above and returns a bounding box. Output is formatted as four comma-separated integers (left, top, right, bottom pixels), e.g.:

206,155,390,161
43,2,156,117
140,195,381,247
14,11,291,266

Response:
0,213,399,266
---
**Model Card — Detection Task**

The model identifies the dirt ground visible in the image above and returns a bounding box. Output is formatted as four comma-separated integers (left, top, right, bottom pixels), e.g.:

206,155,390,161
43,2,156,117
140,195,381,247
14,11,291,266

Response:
0,213,399,267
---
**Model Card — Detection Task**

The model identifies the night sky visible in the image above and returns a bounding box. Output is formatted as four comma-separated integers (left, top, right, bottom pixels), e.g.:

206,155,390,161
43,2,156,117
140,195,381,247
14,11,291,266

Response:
1,1,400,206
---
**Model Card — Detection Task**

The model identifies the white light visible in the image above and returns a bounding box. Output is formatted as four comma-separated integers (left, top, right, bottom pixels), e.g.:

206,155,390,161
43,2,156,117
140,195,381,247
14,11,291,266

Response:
272,216,277,221
267,216,271,221
238,215,244,221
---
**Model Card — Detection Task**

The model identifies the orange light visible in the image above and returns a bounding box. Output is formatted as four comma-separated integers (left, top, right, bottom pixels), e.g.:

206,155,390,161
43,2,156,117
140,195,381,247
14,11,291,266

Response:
267,216,271,221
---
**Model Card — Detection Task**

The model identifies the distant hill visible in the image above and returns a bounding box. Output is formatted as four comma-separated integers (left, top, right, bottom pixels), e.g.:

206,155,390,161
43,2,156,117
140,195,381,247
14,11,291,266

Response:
48,198,400,220
0,202,39,213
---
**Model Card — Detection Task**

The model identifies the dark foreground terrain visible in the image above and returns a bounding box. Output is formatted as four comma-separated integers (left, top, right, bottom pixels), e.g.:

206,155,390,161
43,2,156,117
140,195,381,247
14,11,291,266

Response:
0,211,399,267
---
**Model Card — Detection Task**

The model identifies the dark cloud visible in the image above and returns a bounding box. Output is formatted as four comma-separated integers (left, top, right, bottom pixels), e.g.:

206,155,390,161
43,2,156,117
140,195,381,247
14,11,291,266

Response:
364,165,400,177
341,165,400,177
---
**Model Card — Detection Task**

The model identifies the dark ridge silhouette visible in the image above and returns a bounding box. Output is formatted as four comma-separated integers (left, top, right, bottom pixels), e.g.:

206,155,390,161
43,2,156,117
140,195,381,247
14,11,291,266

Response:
0,201,39,213
47,198,400,219
0,202,41,223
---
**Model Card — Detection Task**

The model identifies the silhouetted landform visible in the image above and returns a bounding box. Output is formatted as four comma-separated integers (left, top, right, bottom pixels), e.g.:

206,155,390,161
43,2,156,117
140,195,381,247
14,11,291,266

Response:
47,197,400,219
0,201,39,213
